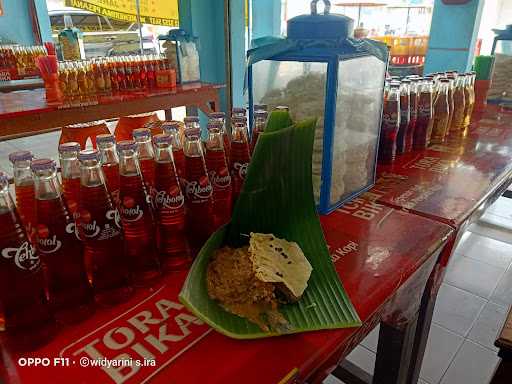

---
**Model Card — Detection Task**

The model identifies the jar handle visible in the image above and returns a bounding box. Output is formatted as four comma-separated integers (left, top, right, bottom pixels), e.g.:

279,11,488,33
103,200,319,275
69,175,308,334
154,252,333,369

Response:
311,0,331,15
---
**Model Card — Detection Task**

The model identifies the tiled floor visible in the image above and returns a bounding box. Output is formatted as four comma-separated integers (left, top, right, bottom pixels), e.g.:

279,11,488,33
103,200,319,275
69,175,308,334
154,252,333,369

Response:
326,196,512,384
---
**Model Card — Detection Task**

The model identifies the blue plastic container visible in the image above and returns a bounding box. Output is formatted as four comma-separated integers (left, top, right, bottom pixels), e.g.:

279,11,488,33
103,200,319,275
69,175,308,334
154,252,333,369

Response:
247,0,389,214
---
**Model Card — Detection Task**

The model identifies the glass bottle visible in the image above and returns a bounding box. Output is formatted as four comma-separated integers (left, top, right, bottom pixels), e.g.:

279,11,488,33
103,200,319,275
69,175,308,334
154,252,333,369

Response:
230,117,251,201
463,73,475,128
162,121,186,180
9,150,36,238
31,159,93,323
59,141,81,217
397,80,410,154
413,78,434,150
378,82,400,164
77,149,132,305
209,112,231,165
251,111,268,154
132,128,156,192
430,78,450,145
152,134,190,270
450,74,466,136
96,134,120,205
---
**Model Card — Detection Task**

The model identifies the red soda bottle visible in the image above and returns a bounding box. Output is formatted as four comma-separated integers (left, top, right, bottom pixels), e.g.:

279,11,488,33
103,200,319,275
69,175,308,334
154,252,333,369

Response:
0,172,56,349
117,141,160,285
378,82,400,164
183,126,214,253
230,116,251,201
132,128,156,192
96,134,120,205
31,159,94,323
59,142,81,217
77,149,132,305
251,110,268,154
413,78,434,150
397,79,410,154
152,134,191,269
205,121,232,229
405,76,420,152
232,107,247,120
208,112,231,166
162,121,186,180
9,151,36,239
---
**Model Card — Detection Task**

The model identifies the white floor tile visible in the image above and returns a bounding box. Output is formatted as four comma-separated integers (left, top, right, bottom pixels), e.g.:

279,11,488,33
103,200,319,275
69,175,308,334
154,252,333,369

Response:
454,232,512,269
490,266,512,307
433,283,486,336
420,324,464,384
468,301,508,351
440,340,499,384
323,374,345,384
418,380,430,384
480,212,512,231
346,345,376,376
486,196,512,219
444,255,505,299
360,324,380,353
469,222,512,245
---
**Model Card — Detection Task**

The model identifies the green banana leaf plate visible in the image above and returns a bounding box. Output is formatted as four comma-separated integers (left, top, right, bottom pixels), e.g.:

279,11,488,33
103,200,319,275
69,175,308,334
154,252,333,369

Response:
179,112,361,339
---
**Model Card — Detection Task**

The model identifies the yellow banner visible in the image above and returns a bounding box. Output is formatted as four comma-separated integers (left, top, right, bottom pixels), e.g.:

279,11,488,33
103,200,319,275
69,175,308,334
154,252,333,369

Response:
65,0,179,27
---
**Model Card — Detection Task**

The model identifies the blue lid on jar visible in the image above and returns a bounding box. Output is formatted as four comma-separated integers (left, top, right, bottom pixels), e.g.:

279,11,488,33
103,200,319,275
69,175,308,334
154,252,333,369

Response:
287,0,354,40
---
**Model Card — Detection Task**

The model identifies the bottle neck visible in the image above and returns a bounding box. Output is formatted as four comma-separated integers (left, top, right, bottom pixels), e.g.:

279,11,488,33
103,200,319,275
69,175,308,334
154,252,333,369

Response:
98,143,119,165
60,152,80,179
254,117,266,132
34,168,61,200
0,182,15,213
135,138,154,160
184,137,204,157
12,160,33,186
119,149,141,177
154,143,173,163
206,129,224,151
80,160,105,188
387,88,400,102
232,123,248,143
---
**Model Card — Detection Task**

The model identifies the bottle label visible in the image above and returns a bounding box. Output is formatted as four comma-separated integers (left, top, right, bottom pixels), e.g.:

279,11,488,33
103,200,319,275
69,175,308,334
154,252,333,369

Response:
1,241,40,271
36,225,62,254
185,178,213,202
209,167,232,189
382,112,399,129
233,162,249,180
120,197,144,223
418,104,432,118
154,187,185,210
78,209,121,239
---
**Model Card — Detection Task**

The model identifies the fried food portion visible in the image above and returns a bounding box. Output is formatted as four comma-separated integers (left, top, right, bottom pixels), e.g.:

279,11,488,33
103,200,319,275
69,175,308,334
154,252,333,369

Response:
206,246,279,332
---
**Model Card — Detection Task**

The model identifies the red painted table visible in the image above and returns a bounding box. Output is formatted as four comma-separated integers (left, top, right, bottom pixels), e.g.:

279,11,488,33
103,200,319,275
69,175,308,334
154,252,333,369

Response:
0,207,453,384
0,83,223,140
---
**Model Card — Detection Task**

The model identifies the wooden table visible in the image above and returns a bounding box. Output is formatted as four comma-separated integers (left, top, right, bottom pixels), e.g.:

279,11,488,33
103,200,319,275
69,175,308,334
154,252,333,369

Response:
0,83,224,140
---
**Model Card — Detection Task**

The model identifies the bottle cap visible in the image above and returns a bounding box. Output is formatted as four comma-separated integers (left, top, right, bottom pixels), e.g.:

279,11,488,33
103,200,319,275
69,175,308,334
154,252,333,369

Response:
96,134,115,145
152,134,172,145
184,116,200,124
184,128,201,138
9,150,33,164
162,121,181,133
207,121,223,131
254,111,269,119
254,104,268,111
117,140,137,152
78,149,100,162
274,106,289,112
132,128,151,139
232,107,246,116
58,142,81,153
30,158,56,172
209,112,226,120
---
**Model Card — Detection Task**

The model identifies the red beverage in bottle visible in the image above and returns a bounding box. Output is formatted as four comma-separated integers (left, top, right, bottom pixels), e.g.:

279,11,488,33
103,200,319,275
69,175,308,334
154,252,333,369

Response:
209,112,231,165
0,172,56,349
32,159,93,323
153,134,190,269
117,141,160,285
397,80,410,154
9,151,36,239
378,82,400,164
405,77,419,152
251,109,268,154
183,126,214,253
413,78,434,150
230,117,251,201
205,121,233,229
133,128,156,191
77,149,132,305
116,60,127,92
96,134,120,205
59,142,81,216
162,121,186,180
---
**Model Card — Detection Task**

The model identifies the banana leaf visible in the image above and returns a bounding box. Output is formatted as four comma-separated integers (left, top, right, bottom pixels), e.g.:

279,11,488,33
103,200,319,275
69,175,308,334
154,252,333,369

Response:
179,113,361,339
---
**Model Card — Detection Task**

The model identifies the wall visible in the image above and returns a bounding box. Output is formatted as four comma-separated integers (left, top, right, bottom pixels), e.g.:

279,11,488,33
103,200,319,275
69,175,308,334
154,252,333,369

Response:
0,0,52,44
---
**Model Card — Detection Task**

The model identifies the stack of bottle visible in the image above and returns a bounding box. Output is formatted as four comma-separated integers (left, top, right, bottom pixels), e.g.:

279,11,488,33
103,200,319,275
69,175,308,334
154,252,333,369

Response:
0,106,269,349
56,54,177,106
378,71,476,164
0,45,46,79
